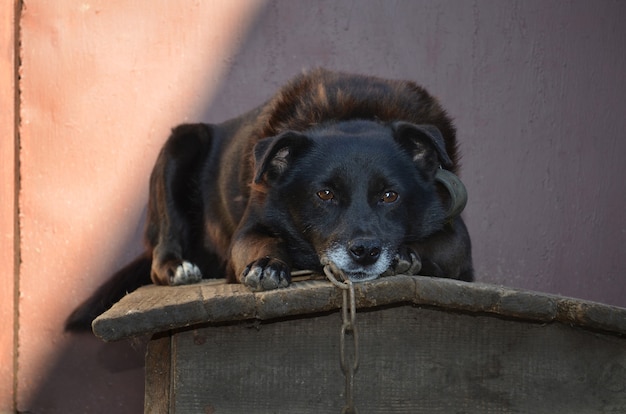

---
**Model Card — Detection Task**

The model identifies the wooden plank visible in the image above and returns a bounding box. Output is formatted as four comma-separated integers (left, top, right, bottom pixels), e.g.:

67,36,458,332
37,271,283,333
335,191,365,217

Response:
164,306,626,413
0,0,17,411
144,333,172,413
93,275,626,342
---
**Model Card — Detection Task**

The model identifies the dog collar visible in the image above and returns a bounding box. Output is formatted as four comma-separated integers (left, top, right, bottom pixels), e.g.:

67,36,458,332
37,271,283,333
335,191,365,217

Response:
434,168,468,220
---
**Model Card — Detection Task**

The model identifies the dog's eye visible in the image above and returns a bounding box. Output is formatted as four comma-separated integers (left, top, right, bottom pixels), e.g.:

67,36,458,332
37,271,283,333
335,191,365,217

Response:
317,189,335,201
380,191,399,204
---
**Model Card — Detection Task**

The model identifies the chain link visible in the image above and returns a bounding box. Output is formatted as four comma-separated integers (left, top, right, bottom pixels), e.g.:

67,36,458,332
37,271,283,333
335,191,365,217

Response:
324,263,359,414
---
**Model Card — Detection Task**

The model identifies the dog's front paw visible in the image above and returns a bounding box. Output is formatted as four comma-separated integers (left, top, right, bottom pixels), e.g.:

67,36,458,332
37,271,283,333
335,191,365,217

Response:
153,260,203,285
242,257,291,291
170,261,203,285
382,246,422,276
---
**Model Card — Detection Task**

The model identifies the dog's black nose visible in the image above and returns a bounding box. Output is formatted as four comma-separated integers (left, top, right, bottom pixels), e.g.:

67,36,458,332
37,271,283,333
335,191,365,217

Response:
348,238,381,265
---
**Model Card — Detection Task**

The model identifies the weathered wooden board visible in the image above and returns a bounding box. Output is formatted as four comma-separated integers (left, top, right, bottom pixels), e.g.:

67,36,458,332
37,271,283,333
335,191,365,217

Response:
93,275,626,341
93,275,626,413
147,305,626,413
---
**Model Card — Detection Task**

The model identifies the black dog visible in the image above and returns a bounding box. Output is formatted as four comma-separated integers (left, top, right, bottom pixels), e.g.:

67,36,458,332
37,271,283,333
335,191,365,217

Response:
66,68,473,330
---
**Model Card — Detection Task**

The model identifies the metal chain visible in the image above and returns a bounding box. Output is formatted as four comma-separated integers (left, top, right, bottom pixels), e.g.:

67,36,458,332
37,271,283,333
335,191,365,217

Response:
324,263,359,414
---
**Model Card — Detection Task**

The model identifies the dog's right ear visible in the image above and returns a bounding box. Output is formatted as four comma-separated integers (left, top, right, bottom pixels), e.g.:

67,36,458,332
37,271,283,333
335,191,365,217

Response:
253,131,313,184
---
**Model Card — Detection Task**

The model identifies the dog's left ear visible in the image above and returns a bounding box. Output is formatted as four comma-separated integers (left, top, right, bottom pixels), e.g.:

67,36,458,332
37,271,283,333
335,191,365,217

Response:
253,131,313,184
392,121,452,179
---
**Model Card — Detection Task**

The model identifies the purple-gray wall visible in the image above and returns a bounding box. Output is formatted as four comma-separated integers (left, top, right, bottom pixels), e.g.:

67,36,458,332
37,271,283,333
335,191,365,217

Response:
207,0,626,306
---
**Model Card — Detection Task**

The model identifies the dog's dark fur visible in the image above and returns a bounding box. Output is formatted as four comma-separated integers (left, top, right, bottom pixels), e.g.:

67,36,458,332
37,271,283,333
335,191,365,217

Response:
66,68,473,331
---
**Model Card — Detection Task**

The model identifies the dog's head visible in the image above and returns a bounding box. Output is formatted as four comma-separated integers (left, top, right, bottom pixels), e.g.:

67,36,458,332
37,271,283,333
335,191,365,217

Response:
252,120,454,281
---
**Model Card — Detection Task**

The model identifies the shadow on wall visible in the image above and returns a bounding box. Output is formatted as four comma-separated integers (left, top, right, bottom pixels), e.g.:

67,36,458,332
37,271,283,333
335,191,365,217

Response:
27,334,148,413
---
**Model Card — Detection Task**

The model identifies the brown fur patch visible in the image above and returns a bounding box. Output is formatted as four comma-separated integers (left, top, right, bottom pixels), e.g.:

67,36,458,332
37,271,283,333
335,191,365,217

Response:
254,68,460,173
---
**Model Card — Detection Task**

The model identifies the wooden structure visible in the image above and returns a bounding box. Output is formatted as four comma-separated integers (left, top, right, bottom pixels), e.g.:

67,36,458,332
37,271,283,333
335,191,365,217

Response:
93,275,626,413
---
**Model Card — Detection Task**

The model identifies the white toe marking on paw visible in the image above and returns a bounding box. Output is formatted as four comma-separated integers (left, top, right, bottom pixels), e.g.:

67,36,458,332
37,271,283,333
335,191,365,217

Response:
172,261,202,285
243,264,288,291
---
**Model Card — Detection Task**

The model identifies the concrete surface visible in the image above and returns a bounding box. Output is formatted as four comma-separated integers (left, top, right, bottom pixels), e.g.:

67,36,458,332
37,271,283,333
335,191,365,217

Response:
2,0,626,412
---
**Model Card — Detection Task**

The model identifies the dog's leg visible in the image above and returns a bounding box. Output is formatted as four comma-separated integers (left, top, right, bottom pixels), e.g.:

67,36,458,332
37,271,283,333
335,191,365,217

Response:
146,124,212,285
383,245,423,276
412,218,474,281
229,228,292,291
383,218,473,281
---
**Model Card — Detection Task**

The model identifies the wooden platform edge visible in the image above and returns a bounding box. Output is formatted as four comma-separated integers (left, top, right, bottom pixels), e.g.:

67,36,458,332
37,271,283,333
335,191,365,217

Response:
92,275,626,342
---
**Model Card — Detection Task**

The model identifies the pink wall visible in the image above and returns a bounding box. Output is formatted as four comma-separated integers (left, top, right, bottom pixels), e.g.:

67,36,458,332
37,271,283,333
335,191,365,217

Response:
2,0,626,412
